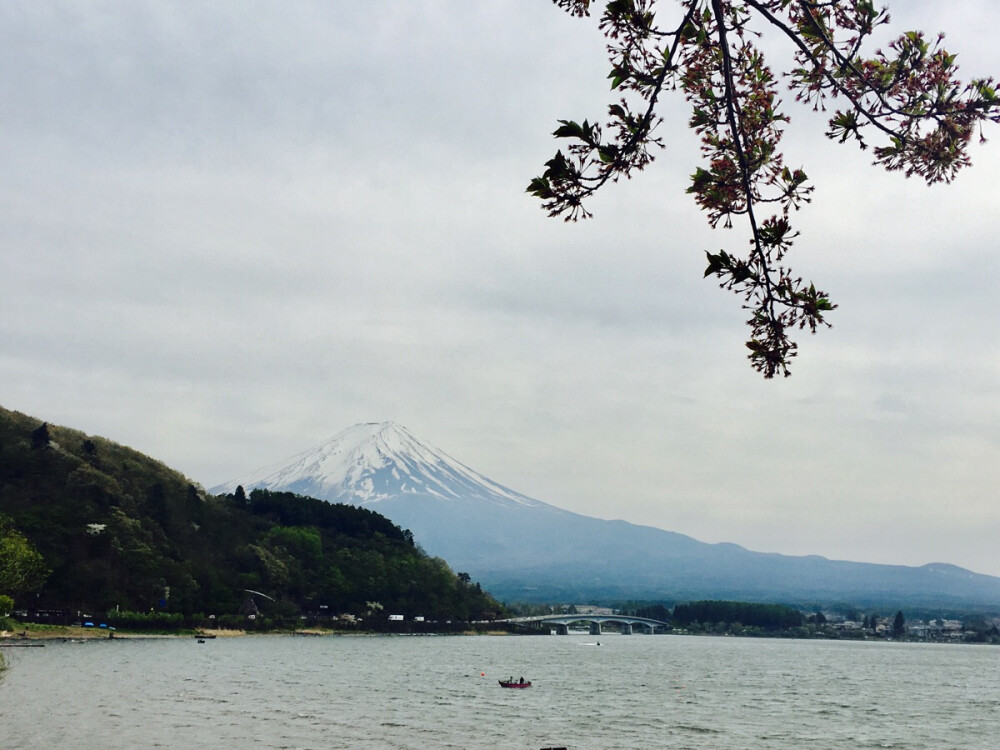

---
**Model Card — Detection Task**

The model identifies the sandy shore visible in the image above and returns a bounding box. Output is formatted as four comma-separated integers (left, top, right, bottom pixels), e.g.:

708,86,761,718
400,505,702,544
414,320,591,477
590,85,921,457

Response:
0,626,248,640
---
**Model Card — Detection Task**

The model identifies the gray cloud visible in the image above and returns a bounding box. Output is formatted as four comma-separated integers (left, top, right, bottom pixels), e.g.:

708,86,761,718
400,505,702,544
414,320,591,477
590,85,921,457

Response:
3,1,1000,577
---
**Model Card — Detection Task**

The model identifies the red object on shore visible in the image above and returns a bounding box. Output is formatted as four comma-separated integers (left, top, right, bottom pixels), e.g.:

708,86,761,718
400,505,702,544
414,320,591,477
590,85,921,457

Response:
498,680,531,688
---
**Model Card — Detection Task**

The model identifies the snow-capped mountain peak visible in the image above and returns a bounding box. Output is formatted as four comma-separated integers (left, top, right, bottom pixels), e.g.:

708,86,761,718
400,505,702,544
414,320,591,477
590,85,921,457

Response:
210,422,1000,608
211,422,544,509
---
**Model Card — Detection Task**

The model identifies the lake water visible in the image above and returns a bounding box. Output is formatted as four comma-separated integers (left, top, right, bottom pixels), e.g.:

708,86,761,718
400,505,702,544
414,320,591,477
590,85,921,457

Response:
2,634,998,749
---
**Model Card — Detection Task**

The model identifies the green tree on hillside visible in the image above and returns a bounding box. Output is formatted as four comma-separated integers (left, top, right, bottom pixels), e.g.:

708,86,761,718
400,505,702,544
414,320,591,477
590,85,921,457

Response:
531,1,1000,377
0,516,49,599
30,422,50,450
892,610,905,637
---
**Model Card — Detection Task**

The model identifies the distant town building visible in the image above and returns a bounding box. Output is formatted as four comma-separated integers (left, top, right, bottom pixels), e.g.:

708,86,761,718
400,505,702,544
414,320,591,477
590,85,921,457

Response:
574,605,614,616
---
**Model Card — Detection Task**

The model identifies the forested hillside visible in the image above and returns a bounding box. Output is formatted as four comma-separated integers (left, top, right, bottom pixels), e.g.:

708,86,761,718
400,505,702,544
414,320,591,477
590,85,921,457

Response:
0,406,501,626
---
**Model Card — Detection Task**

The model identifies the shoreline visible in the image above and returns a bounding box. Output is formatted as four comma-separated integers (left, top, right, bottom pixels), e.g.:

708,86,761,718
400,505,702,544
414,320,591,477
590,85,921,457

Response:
1,626,248,641
0,625,480,640
3,625,994,645
2,625,512,641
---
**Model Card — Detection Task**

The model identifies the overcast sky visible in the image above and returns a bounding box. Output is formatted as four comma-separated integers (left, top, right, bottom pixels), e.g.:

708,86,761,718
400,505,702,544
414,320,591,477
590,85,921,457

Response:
4,2,1000,577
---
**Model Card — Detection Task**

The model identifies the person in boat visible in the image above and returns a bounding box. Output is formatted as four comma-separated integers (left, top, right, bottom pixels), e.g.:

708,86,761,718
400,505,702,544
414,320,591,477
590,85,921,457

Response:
519,676,524,684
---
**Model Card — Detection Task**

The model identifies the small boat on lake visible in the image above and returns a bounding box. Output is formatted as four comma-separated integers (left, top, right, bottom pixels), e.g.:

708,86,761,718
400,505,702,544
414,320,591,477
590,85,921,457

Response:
499,679,531,689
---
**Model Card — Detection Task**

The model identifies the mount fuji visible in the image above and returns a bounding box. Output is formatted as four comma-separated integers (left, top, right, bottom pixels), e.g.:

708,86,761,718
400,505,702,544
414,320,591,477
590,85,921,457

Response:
213,422,549,512
212,423,1000,607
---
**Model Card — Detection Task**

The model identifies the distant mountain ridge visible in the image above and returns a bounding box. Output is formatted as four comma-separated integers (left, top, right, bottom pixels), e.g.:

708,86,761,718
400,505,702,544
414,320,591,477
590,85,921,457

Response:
213,423,1000,609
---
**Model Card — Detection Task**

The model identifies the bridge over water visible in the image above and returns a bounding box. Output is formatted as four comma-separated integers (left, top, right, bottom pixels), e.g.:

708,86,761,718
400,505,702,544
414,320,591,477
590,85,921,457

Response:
501,614,669,635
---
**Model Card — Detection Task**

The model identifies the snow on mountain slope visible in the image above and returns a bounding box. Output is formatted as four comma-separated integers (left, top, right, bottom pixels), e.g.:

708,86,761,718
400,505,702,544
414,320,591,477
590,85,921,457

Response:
211,422,548,510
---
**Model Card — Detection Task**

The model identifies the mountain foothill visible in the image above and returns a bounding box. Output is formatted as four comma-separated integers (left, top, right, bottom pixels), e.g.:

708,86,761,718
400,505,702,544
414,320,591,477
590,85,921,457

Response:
0,406,500,626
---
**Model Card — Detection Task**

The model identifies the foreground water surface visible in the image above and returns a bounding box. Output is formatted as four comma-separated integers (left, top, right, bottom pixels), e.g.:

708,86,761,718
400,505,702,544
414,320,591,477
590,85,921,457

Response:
2,633,998,749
